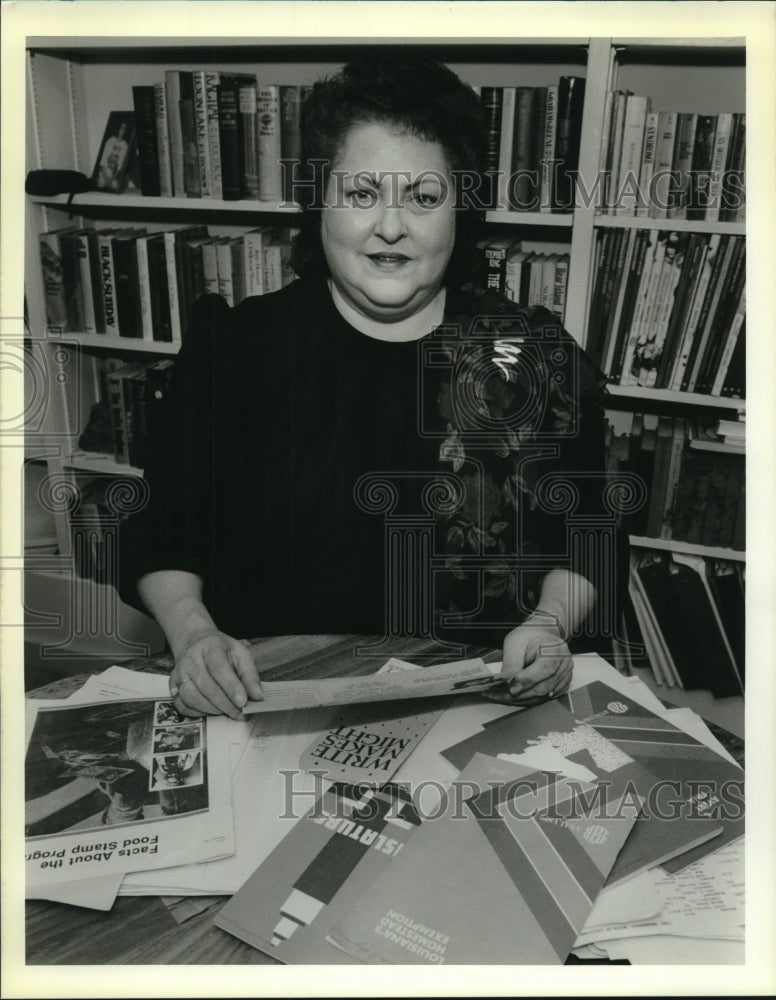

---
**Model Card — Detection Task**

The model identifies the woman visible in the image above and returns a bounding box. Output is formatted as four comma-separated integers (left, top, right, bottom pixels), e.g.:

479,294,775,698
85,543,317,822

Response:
120,52,621,719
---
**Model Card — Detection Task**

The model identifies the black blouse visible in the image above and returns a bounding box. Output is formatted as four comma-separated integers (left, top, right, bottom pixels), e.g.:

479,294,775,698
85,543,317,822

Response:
119,278,624,645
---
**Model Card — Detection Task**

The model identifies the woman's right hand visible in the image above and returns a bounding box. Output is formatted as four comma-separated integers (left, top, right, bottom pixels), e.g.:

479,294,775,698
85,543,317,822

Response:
168,631,263,720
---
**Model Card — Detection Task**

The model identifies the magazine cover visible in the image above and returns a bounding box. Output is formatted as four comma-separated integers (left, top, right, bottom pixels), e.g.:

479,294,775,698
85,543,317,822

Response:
445,682,727,882
25,697,233,889
328,750,638,964
215,780,422,963
560,680,744,872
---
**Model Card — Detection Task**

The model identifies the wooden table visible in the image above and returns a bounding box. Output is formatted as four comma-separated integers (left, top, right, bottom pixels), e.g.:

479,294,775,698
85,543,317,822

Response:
26,633,509,966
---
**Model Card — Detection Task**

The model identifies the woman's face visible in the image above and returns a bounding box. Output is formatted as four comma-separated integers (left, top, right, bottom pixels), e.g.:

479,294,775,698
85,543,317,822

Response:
321,121,456,323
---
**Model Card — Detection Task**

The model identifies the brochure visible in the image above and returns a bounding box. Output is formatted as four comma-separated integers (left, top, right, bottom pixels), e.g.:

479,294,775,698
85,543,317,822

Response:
25,697,233,889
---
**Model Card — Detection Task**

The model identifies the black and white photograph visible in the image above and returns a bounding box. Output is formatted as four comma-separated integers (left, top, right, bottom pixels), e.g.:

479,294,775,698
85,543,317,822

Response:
2,1,775,997
25,700,209,837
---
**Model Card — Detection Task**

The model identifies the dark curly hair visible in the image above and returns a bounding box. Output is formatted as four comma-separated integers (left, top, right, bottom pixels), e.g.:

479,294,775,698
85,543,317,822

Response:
290,50,488,285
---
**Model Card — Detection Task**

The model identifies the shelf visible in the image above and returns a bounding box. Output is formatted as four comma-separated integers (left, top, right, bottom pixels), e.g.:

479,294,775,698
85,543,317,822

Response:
606,384,745,411
629,536,745,562
28,36,592,53
30,333,179,355
31,193,301,215
484,211,574,228
611,37,745,49
594,215,745,236
63,452,142,476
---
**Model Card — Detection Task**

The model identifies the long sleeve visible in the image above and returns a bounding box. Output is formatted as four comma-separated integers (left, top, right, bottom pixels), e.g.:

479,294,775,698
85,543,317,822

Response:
117,294,231,614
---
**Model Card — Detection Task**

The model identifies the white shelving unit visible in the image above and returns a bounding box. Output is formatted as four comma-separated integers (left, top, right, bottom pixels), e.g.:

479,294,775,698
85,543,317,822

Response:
24,35,746,656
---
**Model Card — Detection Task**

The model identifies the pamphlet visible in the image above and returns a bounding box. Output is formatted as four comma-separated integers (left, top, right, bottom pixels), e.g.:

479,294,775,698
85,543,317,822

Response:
25,697,233,888
328,747,639,964
242,658,500,713
215,781,422,963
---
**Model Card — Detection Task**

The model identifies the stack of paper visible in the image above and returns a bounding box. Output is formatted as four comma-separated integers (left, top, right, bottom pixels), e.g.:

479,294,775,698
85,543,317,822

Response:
28,654,745,966
24,667,234,910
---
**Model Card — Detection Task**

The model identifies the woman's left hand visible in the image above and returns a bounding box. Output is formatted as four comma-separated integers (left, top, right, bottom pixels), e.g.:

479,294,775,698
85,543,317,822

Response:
496,623,573,702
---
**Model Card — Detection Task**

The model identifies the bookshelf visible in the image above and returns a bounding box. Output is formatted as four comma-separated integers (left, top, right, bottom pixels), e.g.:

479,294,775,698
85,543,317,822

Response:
24,35,746,674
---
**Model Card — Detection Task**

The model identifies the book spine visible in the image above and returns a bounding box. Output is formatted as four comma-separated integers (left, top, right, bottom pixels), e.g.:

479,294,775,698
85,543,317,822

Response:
279,85,302,203
687,114,717,220
217,75,241,201
636,111,659,218
146,234,172,343
720,112,746,222
643,232,688,388
551,255,569,320
554,76,585,212
86,230,106,333
720,326,745,399
179,72,201,197
669,234,716,390
602,228,637,376
619,230,659,385
239,84,260,199
660,417,687,539
201,240,219,295
584,230,611,363
230,237,246,305
216,238,234,305
504,249,527,304
480,86,504,175
132,86,161,196
606,90,629,214
75,231,97,335
60,231,85,332
165,70,185,197
97,232,119,336
134,235,155,341
705,112,733,223
711,289,746,395
645,416,675,536
497,87,516,212
528,252,544,306
257,84,282,202
192,70,212,197
163,231,182,343
540,83,558,213
667,112,698,220
243,230,265,296
154,82,173,198
656,232,703,388
649,111,678,220
205,70,223,200
627,233,668,385
683,235,734,391
615,95,649,216
510,87,536,210
611,230,650,380
695,237,746,393
106,369,126,462
262,235,283,293
112,235,143,339
597,89,615,210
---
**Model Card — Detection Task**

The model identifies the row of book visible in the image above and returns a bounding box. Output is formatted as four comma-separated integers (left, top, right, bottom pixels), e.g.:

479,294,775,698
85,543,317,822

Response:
39,224,298,341
130,75,312,201
77,354,176,472
476,237,569,319
598,99,745,220
587,228,745,395
479,78,586,212
624,550,744,698
606,411,745,550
